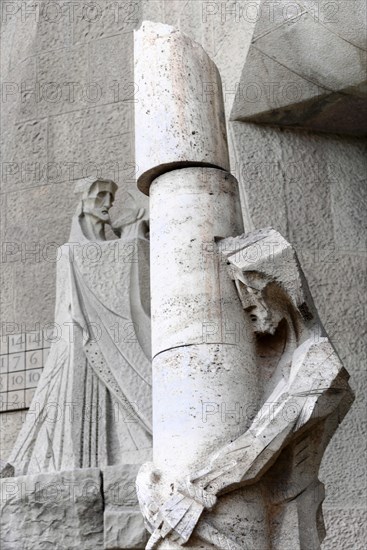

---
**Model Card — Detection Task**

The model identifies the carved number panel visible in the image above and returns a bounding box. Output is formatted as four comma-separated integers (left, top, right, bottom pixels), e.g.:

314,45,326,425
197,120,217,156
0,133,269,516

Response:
0,333,50,412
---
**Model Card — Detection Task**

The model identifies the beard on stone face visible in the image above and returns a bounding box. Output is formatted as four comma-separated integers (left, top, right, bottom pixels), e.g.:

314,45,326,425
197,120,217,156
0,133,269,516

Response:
83,191,114,224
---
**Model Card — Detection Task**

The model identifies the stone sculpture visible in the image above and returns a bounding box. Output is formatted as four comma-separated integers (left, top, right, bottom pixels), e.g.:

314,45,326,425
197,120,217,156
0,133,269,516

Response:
1,20,354,550
137,229,353,549
6,177,152,475
133,22,354,550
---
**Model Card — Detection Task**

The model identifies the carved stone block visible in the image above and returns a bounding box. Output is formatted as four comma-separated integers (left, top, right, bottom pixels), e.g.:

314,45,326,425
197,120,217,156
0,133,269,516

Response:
230,0,367,136
0,468,104,550
103,464,149,549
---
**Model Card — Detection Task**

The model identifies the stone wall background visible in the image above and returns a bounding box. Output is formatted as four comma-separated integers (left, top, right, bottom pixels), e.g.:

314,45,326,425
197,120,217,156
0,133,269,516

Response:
1,1,366,547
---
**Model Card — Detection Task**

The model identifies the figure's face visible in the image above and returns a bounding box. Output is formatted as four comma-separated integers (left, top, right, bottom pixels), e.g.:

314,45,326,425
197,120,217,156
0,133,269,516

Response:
83,190,114,224
244,288,274,334
239,284,284,335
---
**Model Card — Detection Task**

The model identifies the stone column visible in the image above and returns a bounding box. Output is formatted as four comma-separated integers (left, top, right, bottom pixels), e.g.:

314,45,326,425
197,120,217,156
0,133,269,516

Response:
135,22,264,548
149,167,259,477
135,19,259,479
134,21,230,195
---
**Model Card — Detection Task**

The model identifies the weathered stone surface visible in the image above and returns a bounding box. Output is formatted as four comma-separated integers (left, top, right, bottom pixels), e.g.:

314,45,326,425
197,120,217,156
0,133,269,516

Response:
0,463,150,549
134,21,230,194
89,33,135,106
47,101,134,182
6,178,152,477
149,168,244,356
1,118,48,191
230,120,367,548
148,165,259,496
0,468,104,550
72,0,141,45
105,510,148,549
322,507,367,550
138,227,354,548
135,23,353,548
0,2,145,337
302,0,367,50
1,3,365,548
0,461,14,479
0,411,26,465
104,463,141,508
103,463,149,549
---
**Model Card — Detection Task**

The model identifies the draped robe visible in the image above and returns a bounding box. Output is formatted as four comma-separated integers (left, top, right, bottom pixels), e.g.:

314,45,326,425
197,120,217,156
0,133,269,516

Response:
8,217,152,475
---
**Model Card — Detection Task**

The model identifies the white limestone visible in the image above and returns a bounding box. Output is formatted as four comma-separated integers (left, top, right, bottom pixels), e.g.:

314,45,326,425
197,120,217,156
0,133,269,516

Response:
6,178,152,475
150,167,259,476
230,0,367,135
149,168,245,356
0,468,104,550
134,21,230,195
103,464,149,549
0,12,359,550
0,464,149,550
137,229,353,549
134,22,354,550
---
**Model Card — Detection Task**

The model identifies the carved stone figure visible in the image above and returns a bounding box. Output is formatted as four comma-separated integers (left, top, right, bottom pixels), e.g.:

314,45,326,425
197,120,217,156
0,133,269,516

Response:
7,177,152,475
136,229,353,549
133,22,354,550
1,21,355,550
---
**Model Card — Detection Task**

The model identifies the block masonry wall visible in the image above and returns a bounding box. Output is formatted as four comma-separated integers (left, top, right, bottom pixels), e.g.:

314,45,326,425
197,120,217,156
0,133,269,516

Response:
1,1,366,548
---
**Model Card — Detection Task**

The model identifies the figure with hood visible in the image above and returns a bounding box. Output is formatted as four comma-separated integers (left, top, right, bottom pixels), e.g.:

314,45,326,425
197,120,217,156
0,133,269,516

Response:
7,177,152,475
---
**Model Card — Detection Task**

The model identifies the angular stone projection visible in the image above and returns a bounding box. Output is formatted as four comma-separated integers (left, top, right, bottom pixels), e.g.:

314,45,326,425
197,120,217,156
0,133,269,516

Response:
134,22,354,549
230,0,367,136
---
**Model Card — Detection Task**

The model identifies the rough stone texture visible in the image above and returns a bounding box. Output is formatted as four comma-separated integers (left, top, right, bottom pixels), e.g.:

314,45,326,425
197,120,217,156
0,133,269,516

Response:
0,461,14,479
135,24,353,548
0,1,145,335
0,468,104,550
0,411,25,464
0,0,255,416
0,0,293,330
105,511,148,549
230,0,367,135
134,21,230,194
6,178,152,477
0,0,258,327
0,464,149,549
138,225,353,548
230,121,367,548
322,507,367,550
0,1,366,547
103,464,149,549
